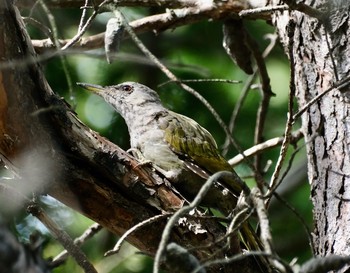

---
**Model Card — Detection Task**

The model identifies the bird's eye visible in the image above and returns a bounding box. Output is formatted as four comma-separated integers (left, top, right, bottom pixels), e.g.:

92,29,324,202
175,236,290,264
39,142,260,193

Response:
121,85,133,92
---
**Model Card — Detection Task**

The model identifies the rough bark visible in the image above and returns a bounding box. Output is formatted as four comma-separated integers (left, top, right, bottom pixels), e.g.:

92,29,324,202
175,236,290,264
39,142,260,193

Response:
273,0,350,270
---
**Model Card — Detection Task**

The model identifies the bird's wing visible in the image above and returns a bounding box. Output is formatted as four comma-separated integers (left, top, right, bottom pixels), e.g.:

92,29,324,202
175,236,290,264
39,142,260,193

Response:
159,111,233,174
159,111,246,195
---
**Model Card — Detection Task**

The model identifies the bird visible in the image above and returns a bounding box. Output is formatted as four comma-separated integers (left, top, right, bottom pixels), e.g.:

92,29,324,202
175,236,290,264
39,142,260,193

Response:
77,81,269,271
77,81,247,210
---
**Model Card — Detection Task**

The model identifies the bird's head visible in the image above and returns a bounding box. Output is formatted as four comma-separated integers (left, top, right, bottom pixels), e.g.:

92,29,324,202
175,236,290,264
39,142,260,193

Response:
77,81,163,117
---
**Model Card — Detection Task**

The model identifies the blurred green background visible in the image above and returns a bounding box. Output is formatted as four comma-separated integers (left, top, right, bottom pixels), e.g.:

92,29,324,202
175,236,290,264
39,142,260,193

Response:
14,6,313,273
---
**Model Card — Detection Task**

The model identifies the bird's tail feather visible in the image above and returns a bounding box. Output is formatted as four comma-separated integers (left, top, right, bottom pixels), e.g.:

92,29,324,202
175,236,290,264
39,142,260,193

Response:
240,222,275,273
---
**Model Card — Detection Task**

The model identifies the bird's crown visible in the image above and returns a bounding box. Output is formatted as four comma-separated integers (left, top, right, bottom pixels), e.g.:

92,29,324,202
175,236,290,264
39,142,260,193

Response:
104,82,161,104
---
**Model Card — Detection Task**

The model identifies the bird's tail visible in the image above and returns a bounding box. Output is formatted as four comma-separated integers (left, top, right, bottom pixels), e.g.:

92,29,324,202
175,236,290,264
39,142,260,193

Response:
240,222,275,273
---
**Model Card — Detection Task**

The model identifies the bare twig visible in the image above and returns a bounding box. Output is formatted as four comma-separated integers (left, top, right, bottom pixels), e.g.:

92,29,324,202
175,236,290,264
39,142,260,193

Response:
38,0,74,102
324,26,339,82
78,0,91,32
37,0,59,47
185,205,253,266
269,138,316,255
272,139,306,198
267,20,296,199
293,75,350,121
159,78,241,87
281,0,324,19
27,202,98,273
52,223,103,265
192,251,290,273
226,203,252,249
245,31,274,182
221,73,257,156
0,183,97,273
272,193,315,256
239,5,289,17
104,213,170,257
228,130,303,166
153,171,237,273
61,0,109,51
23,17,55,42
299,255,350,273
222,33,278,156
250,188,287,273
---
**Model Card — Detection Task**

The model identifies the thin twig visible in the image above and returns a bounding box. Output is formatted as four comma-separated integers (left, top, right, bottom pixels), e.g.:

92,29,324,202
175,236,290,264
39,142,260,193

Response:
282,0,324,20
293,74,350,120
270,138,316,255
186,206,253,266
272,193,315,256
267,20,296,199
271,139,305,198
221,72,257,156
78,0,91,32
239,5,289,17
227,206,251,236
61,0,109,51
153,171,236,273
192,251,292,273
23,17,55,42
226,204,252,249
0,185,98,273
31,2,272,53
52,223,103,265
250,188,287,273
324,26,339,82
222,33,277,156
159,78,241,87
27,203,97,273
38,0,75,102
104,213,170,257
228,130,303,166
185,211,251,257
245,30,274,188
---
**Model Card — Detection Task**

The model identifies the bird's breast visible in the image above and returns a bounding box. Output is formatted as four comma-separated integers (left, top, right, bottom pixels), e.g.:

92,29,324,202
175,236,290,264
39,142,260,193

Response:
130,123,183,172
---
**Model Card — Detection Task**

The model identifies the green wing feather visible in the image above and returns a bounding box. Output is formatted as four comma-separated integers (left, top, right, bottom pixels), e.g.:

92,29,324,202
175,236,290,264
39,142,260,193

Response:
159,111,248,195
160,111,232,173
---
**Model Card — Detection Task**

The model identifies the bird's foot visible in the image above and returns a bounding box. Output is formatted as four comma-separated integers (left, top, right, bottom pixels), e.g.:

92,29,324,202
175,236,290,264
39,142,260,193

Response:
126,148,181,181
127,148,153,167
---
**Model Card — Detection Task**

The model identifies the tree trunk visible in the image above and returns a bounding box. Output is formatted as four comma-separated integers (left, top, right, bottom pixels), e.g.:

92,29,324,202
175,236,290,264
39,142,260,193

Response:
273,0,350,270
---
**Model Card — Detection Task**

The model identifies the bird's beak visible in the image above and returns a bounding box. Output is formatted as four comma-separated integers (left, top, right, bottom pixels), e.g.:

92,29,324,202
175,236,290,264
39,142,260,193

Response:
77,82,105,93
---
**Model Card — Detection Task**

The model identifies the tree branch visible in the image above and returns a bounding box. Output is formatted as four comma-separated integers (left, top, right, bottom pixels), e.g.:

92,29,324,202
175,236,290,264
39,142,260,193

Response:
31,0,268,53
